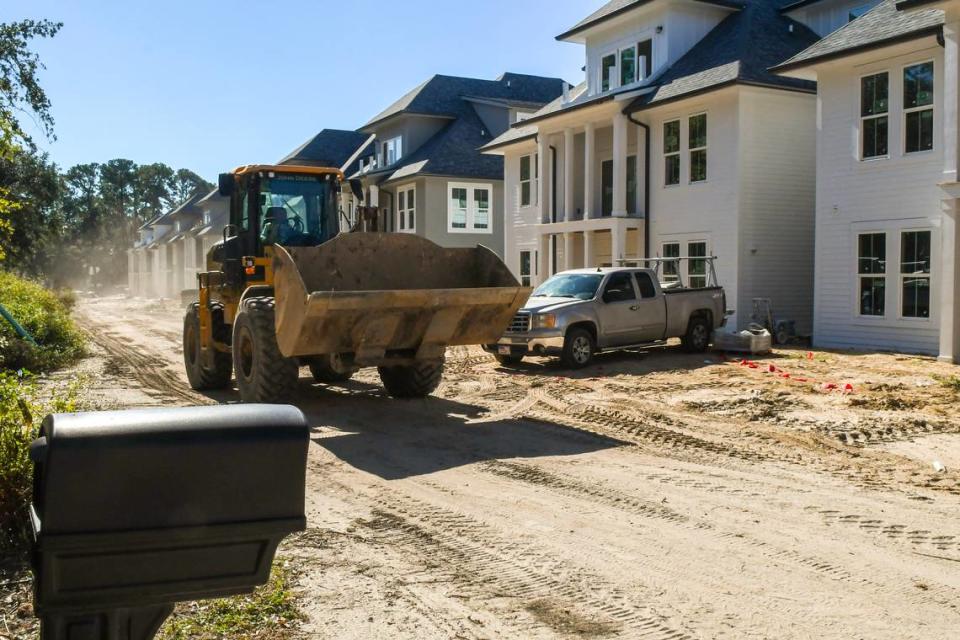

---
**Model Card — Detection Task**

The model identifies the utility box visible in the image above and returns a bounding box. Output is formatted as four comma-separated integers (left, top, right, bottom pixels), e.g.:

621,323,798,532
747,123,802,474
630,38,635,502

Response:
30,404,310,640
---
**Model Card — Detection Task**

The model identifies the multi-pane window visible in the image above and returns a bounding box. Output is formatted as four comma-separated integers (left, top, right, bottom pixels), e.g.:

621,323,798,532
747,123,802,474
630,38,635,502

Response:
447,183,493,233
620,46,636,86
662,242,680,282
901,230,931,318
520,153,538,207
397,185,415,233
637,39,653,79
858,232,886,316
474,188,490,230
601,54,616,92
382,137,402,165
519,250,535,287
861,72,889,159
688,241,707,288
663,120,680,186
689,114,707,183
904,62,934,154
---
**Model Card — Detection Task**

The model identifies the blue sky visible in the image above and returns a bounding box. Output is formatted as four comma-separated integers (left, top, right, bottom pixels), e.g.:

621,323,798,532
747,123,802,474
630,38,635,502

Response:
5,1,596,181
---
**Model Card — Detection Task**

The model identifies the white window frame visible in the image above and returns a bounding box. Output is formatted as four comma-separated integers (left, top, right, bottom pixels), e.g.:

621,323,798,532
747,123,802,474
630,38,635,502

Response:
898,228,932,321
688,112,707,184
519,249,537,287
902,59,935,155
396,183,416,233
447,182,494,234
687,240,709,288
661,241,681,282
663,119,681,187
382,136,402,166
856,231,887,318
600,52,618,93
660,239,709,286
859,70,889,161
519,153,538,208
619,44,637,87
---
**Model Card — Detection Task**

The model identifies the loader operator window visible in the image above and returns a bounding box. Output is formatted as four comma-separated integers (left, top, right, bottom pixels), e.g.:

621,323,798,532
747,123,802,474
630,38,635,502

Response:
258,175,332,247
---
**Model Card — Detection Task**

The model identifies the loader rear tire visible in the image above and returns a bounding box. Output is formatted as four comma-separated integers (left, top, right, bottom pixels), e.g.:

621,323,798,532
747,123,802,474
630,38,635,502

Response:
378,358,444,399
232,297,299,403
183,303,232,390
309,353,356,383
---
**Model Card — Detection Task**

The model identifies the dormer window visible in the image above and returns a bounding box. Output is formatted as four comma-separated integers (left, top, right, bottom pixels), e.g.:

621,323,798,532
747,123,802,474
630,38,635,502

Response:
601,54,616,92
637,39,652,79
621,47,636,86
382,136,402,166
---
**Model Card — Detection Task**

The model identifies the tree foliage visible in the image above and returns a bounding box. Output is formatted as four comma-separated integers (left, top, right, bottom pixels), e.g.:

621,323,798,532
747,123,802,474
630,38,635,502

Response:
0,19,62,154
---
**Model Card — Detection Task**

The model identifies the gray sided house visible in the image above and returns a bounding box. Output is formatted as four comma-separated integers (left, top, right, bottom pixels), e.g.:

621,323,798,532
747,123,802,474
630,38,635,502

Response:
351,73,568,257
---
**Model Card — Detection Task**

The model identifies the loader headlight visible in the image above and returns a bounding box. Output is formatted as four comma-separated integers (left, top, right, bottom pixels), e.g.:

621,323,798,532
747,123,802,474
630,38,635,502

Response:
532,313,557,329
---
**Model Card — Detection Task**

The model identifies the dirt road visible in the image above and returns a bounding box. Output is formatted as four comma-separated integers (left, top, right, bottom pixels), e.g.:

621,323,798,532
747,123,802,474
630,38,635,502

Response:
75,295,960,639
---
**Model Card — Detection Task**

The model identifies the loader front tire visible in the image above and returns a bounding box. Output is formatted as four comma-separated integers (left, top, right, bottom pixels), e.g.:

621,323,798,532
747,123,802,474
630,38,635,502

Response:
378,358,444,399
183,303,232,390
232,297,299,403
309,353,356,383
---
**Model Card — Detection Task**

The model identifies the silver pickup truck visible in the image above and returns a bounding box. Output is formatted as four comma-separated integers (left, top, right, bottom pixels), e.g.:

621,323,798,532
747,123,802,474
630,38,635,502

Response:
483,263,726,368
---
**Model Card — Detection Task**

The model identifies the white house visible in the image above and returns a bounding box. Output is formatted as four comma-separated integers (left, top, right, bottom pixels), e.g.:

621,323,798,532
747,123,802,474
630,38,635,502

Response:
775,0,947,355
482,0,822,331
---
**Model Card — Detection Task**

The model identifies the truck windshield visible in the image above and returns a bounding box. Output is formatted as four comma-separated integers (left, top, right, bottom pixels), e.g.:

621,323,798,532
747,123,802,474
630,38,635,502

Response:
259,175,334,247
532,274,603,300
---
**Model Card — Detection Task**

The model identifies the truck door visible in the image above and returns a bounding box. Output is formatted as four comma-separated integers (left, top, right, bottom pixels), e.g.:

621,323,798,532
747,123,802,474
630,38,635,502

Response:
596,272,645,347
633,271,667,341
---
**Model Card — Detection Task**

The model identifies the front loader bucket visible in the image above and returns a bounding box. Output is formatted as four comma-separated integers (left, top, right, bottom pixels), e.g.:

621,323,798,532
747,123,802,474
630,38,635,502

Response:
271,234,531,364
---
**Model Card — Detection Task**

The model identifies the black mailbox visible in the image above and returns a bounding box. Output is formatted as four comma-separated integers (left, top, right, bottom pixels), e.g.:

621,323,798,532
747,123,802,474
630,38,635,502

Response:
30,404,310,640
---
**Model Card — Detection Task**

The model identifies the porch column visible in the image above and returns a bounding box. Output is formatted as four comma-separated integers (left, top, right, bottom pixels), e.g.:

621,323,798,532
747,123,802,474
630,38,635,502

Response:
538,233,550,284
940,199,960,362
584,122,595,220
564,232,576,270
611,223,626,266
612,113,628,217
584,230,595,269
564,128,575,221
537,135,549,223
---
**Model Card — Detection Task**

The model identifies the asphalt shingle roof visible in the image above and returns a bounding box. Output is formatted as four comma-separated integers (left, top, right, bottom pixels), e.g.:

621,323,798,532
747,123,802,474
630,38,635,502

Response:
557,0,744,41
628,0,818,110
279,129,372,169
774,0,943,72
362,72,566,183
362,73,567,130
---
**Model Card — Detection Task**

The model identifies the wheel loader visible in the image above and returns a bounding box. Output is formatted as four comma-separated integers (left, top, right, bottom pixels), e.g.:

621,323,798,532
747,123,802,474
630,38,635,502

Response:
182,164,530,403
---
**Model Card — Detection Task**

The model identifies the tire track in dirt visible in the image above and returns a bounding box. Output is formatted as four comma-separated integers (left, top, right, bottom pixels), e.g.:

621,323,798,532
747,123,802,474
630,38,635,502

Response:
807,507,960,556
358,494,696,639
77,316,215,406
477,460,958,609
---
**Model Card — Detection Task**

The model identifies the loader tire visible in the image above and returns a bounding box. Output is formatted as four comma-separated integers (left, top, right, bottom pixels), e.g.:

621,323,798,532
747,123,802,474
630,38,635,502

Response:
232,297,299,403
183,303,232,390
378,358,445,399
309,353,356,383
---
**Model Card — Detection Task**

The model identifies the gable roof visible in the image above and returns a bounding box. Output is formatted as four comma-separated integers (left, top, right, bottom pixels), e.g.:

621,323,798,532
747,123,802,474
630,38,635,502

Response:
773,0,943,73
626,0,818,110
278,129,372,168
557,0,744,41
361,73,567,131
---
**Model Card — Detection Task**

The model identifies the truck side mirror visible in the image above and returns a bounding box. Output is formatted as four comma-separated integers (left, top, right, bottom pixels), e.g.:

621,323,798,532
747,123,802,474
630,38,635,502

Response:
349,178,364,202
30,404,310,640
218,173,235,197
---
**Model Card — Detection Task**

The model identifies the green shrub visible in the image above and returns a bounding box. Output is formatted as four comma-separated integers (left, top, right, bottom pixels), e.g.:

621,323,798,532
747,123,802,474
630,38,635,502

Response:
0,271,85,372
0,371,82,548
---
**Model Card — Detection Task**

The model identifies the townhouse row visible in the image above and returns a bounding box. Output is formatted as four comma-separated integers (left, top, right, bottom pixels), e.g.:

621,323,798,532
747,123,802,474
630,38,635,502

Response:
131,0,960,362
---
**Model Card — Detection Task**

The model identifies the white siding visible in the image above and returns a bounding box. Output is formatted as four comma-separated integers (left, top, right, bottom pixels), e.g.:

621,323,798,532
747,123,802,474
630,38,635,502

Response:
503,145,541,279
647,89,743,327
737,87,818,334
814,45,944,354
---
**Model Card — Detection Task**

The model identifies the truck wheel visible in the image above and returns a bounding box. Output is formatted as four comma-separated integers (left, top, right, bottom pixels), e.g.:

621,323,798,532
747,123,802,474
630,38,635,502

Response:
681,316,711,353
494,353,524,367
183,303,232,390
309,353,356,383
232,297,299,403
378,358,444,398
561,328,594,369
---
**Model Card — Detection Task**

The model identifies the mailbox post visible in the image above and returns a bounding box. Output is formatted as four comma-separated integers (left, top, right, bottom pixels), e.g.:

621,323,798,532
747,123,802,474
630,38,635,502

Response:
29,404,310,640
